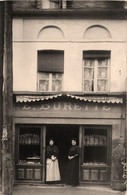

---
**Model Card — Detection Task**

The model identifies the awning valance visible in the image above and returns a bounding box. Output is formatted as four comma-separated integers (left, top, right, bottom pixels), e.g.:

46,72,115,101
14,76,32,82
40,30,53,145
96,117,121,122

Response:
16,94,63,103
66,94,123,103
16,94,123,104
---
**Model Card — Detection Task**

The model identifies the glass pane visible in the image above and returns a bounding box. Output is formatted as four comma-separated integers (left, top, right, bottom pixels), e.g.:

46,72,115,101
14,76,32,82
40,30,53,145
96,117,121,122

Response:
84,59,94,92
97,80,108,91
52,80,62,91
84,80,94,91
39,80,49,91
84,68,94,79
98,67,108,79
84,128,107,164
52,73,62,79
85,59,94,67
98,59,108,67
19,128,40,164
38,72,49,79
52,73,62,91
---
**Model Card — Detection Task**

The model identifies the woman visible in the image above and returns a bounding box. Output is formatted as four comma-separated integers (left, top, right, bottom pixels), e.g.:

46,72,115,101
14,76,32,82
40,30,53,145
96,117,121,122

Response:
46,138,61,182
66,138,79,186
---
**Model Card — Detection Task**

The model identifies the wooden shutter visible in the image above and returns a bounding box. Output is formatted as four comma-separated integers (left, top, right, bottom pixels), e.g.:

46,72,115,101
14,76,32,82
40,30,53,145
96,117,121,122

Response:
38,50,64,73
83,50,110,59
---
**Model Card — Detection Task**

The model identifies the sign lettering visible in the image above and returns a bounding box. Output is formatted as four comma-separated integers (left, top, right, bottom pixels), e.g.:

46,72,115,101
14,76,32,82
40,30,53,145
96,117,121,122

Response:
21,102,111,112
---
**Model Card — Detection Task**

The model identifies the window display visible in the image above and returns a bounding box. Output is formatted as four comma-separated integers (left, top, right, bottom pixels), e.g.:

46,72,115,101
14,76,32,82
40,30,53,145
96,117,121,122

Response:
84,128,107,165
18,128,41,164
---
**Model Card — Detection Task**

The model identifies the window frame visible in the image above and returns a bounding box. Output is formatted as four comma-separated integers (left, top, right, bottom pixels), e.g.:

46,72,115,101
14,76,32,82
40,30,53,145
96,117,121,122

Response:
15,125,43,165
83,50,110,93
82,125,112,166
38,72,63,92
37,50,64,92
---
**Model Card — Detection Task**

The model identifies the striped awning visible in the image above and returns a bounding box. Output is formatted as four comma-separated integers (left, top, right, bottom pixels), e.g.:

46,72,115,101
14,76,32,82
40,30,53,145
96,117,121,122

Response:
16,94,123,104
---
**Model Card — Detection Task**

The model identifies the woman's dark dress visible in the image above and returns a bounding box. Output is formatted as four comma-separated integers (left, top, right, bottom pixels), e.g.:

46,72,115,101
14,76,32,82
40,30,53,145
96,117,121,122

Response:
66,145,79,186
46,145,59,159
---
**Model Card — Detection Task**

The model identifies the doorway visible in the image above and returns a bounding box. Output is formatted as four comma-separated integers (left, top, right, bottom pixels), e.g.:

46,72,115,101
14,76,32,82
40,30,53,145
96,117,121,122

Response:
46,125,79,184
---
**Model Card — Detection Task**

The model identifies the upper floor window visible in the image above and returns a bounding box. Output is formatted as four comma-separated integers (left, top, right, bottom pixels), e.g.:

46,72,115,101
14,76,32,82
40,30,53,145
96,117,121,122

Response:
41,0,61,9
38,50,64,92
83,51,110,92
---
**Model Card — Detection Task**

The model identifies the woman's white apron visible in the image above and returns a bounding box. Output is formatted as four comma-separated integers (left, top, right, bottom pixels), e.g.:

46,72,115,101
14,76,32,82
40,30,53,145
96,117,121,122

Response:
46,158,61,181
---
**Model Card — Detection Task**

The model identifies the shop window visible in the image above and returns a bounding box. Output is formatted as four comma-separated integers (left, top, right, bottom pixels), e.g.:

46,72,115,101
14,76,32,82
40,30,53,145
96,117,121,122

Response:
18,127,41,164
83,51,110,92
83,127,108,165
38,50,64,92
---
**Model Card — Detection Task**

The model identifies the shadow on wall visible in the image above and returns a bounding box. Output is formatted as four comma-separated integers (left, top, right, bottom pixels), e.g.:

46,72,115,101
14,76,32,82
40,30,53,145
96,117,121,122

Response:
83,25,112,39
37,26,64,40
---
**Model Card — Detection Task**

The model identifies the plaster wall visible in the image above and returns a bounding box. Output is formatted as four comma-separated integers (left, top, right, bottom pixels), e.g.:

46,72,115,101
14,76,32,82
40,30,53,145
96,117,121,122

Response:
13,18,127,92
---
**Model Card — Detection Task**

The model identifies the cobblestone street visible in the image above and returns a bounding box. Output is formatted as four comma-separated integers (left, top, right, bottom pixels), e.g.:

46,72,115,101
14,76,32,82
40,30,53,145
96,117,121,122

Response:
12,185,124,195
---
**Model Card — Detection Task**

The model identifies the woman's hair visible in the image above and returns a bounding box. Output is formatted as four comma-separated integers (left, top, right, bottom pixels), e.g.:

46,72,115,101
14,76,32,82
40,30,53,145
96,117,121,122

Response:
71,138,77,142
48,138,54,142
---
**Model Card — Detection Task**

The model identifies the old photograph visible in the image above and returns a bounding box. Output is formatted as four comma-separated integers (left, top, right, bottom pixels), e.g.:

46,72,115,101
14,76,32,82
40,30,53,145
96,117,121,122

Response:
0,0,127,194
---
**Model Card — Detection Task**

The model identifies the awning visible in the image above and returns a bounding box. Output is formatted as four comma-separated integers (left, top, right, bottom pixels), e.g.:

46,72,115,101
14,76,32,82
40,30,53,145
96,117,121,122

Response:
66,94,123,103
16,94,123,104
16,94,63,103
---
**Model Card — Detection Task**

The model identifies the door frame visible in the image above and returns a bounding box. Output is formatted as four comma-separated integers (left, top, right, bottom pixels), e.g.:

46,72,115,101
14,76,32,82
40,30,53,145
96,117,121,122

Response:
44,124,81,184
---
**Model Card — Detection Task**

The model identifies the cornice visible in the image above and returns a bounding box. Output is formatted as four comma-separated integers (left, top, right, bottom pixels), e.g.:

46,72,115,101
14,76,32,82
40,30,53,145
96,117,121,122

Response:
12,8,127,19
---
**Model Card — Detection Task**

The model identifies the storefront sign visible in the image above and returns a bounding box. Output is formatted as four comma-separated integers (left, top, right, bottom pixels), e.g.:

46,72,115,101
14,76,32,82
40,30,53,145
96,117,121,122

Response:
21,102,111,112
14,97,123,120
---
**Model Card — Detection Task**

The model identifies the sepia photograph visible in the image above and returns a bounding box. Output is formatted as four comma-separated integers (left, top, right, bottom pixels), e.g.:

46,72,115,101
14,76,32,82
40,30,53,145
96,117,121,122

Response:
0,0,127,194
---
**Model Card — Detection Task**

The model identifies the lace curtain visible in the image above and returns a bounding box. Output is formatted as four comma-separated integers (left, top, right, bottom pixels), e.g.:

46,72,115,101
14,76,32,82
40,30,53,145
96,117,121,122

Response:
38,73,62,92
84,59,108,92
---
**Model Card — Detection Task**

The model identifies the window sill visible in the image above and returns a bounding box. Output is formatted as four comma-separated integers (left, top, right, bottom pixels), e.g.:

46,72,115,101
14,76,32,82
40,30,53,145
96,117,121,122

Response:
16,163,42,166
82,164,109,167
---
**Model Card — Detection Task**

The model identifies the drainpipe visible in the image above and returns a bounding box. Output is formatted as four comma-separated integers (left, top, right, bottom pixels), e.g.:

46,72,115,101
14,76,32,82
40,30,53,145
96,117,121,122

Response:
0,1,4,187
124,89,127,194
2,1,13,195
123,89,127,194
123,1,127,193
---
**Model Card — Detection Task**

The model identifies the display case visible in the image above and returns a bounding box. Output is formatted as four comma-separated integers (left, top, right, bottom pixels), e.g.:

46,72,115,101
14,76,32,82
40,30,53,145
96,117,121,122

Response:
15,126,43,182
81,126,111,184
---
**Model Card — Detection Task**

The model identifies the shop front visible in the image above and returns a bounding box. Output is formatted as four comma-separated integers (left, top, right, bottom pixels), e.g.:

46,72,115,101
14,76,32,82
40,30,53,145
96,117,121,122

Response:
14,94,124,185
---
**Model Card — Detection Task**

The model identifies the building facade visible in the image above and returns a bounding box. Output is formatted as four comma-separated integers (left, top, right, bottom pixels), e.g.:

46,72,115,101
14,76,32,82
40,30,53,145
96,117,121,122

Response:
11,0,127,187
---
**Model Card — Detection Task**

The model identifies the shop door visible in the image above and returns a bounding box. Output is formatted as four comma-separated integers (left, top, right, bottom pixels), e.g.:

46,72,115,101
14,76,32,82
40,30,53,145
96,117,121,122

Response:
45,125,79,184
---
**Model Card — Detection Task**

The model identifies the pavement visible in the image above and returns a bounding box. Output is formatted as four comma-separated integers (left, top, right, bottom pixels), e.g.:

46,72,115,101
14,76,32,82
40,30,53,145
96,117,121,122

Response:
11,184,124,195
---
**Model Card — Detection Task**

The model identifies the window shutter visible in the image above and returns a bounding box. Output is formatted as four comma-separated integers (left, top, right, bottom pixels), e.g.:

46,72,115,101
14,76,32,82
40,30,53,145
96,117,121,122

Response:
38,50,64,73
83,50,110,59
